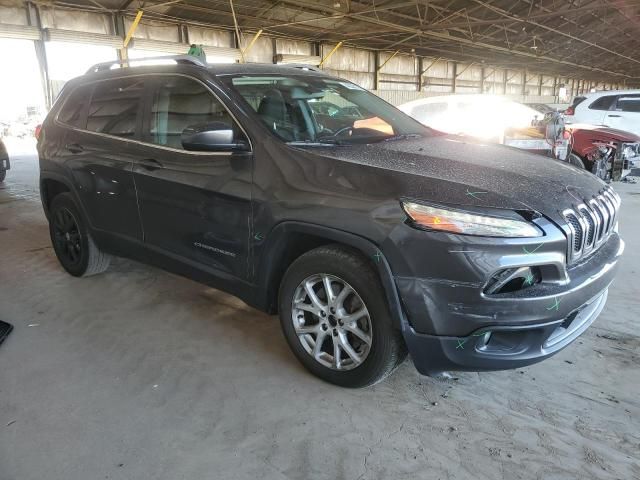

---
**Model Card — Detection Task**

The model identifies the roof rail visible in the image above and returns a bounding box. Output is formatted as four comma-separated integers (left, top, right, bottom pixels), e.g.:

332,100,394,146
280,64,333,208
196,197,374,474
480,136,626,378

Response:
86,55,207,74
284,63,323,72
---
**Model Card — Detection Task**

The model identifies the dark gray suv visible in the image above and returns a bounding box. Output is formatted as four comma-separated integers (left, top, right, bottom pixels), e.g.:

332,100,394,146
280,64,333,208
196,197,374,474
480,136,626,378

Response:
37,57,623,387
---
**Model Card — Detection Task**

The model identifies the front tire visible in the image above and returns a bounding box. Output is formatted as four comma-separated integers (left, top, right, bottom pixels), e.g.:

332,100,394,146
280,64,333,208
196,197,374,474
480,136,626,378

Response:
279,245,407,388
48,193,110,277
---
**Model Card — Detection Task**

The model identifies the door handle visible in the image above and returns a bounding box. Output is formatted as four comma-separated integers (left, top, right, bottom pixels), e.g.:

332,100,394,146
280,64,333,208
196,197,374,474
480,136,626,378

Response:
607,114,621,118
65,143,84,154
139,158,164,171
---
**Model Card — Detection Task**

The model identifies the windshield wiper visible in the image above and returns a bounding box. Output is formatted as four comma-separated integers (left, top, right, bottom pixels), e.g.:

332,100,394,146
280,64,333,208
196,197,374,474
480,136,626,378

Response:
288,139,342,146
382,133,422,142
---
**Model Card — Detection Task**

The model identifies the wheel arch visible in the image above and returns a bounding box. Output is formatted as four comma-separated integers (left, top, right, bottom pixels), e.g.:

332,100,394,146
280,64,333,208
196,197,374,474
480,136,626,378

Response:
40,173,80,221
254,222,406,331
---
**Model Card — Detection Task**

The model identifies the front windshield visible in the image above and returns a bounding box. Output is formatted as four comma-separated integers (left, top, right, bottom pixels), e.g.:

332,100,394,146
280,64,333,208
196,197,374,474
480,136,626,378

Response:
222,74,430,145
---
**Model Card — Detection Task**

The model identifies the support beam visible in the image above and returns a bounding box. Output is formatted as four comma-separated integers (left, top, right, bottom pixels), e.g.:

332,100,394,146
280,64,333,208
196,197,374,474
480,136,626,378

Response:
374,51,379,90
121,9,143,61
420,57,441,76
318,41,343,68
229,0,244,63
538,74,543,96
455,62,475,78
241,29,263,60
452,62,457,93
377,50,399,71
27,2,52,109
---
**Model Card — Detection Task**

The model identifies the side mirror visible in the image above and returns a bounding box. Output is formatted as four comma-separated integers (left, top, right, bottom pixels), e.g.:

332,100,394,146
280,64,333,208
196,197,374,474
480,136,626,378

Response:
181,121,248,152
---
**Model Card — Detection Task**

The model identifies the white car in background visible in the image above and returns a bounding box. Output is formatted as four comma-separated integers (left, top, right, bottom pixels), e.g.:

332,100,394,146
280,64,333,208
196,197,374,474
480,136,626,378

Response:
565,89,640,135
398,94,545,140
398,94,569,160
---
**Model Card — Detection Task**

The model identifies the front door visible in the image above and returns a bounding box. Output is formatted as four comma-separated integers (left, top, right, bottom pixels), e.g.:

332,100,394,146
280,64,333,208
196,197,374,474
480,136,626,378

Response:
132,74,253,280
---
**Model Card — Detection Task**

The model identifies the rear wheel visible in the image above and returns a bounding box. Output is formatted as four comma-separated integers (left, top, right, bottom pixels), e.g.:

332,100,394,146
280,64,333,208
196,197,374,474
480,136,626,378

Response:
279,245,407,388
0,169,6,182
49,193,110,277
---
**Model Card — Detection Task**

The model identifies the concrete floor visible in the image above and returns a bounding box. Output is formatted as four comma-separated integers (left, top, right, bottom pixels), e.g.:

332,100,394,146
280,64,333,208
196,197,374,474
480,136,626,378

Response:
1,146,639,480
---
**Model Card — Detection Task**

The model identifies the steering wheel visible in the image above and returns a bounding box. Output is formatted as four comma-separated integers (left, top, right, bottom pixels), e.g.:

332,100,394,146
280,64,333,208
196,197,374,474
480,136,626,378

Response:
332,126,354,138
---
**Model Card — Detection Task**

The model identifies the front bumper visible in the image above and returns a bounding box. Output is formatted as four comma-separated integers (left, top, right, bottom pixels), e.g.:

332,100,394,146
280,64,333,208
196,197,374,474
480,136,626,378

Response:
403,289,608,375
385,220,623,375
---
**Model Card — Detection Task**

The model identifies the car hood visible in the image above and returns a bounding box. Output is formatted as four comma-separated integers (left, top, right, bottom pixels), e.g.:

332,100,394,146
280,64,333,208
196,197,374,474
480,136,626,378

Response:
296,134,607,225
567,123,640,142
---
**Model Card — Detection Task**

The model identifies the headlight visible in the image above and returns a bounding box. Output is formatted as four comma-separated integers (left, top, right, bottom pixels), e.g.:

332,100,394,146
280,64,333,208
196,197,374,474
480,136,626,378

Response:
402,201,542,238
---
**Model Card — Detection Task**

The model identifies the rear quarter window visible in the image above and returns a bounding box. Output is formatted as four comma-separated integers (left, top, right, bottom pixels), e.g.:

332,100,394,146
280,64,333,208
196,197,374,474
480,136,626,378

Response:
86,77,145,139
58,84,93,129
570,96,587,108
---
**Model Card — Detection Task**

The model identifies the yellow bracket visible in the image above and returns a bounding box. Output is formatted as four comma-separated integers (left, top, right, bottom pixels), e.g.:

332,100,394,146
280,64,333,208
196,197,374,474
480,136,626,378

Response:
319,41,343,68
121,10,144,60
241,29,263,61
377,50,399,72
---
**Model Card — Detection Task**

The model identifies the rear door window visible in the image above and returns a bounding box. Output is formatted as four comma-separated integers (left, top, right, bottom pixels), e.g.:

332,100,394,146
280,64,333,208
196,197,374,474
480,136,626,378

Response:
86,77,145,138
616,96,640,113
58,84,92,129
588,95,616,111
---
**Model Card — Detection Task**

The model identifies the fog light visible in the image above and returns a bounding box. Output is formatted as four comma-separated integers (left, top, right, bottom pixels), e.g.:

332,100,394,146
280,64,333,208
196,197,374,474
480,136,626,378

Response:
484,266,541,294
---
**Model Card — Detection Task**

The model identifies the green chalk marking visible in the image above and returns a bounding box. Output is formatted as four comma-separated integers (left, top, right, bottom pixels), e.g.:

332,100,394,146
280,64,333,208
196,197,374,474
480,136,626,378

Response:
546,297,561,311
523,272,535,286
465,189,488,200
523,243,544,255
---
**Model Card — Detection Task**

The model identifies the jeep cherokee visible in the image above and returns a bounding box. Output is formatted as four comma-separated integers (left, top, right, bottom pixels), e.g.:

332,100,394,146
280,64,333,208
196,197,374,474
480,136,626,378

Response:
37,57,623,387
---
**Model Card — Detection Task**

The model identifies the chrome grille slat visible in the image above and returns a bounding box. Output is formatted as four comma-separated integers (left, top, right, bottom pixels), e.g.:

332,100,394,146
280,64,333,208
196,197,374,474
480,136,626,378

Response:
589,199,606,243
563,187,620,263
600,194,616,231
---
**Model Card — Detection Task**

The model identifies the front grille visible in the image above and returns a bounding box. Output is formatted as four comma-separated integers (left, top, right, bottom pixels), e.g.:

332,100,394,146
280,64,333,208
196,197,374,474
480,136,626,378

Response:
563,186,620,263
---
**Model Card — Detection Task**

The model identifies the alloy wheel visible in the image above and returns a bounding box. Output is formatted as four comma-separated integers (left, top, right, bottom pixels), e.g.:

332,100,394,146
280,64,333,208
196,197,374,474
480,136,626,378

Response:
52,207,82,266
291,274,372,371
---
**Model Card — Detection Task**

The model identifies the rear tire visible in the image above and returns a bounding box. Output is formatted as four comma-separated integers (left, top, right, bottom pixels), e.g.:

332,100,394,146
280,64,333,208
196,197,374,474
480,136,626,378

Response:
49,193,110,277
0,169,6,182
278,244,407,388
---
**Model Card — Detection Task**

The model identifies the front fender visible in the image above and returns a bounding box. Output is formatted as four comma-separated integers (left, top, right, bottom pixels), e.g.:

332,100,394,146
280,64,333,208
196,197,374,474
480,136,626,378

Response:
253,221,407,331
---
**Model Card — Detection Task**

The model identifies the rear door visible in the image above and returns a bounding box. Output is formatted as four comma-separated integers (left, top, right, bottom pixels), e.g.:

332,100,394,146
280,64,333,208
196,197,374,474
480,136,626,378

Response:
58,77,145,241
605,95,640,135
132,74,253,280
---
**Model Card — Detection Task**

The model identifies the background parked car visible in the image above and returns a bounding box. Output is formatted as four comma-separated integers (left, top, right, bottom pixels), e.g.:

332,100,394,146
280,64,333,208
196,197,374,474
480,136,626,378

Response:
565,89,640,135
566,123,640,181
0,137,9,182
399,95,568,160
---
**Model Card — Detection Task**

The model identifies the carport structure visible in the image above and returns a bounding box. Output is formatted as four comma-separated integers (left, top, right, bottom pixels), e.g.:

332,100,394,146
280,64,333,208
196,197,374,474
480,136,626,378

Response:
2,0,640,109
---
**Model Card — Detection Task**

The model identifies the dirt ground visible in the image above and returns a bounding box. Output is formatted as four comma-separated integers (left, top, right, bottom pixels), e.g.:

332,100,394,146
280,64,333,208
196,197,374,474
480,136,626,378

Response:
1,145,639,480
